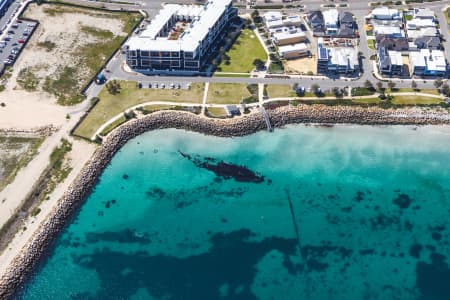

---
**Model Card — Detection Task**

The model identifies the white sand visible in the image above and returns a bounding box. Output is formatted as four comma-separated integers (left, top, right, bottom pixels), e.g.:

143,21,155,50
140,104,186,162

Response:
0,136,96,276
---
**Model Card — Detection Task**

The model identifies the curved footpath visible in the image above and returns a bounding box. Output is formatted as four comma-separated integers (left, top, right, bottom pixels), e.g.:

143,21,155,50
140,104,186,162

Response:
2,105,450,298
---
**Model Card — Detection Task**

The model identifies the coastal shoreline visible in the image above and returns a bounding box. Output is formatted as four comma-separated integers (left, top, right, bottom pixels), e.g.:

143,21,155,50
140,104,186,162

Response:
2,104,450,298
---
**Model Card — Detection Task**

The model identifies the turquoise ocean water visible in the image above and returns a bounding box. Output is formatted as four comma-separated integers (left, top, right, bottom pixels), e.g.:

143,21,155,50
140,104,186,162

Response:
18,125,450,300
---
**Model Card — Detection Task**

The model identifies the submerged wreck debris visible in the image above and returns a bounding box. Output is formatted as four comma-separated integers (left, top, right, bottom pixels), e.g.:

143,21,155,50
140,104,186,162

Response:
178,150,265,183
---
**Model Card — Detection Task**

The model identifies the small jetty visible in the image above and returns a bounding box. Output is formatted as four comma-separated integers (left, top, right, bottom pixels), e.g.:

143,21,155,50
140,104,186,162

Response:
259,106,273,132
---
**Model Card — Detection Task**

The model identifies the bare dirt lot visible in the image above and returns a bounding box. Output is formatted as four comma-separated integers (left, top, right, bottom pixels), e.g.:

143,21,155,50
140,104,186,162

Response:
284,56,317,75
6,3,140,105
0,3,140,129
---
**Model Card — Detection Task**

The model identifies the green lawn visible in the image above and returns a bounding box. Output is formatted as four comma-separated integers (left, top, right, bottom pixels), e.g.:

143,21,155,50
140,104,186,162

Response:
213,73,251,78
100,115,127,136
393,88,440,95
206,83,253,104
391,95,442,105
368,40,376,50
216,28,267,73
74,81,205,139
266,84,296,98
206,107,228,118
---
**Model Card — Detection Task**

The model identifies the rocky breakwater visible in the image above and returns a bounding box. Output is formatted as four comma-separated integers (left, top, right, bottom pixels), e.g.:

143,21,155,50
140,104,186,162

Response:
268,105,450,126
0,111,266,299
2,106,450,298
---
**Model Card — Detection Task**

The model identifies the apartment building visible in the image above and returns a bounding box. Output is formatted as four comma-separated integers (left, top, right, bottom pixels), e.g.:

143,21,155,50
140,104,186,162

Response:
124,0,237,73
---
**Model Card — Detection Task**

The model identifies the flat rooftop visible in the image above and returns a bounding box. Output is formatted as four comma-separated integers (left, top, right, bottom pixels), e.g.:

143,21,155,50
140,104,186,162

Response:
126,0,232,52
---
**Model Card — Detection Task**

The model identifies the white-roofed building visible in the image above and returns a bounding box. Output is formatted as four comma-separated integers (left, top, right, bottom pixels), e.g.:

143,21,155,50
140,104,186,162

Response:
406,27,439,40
409,49,447,76
371,7,402,20
317,44,359,74
125,0,237,73
263,11,283,28
406,18,436,30
373,24,404,38
278,43,309,59
413,8,435,20
270,27,307,45
323,9,339,35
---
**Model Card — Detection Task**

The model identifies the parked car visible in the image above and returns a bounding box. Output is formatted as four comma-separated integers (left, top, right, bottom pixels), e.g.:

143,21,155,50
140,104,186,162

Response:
7,30,14,34
17,20,22,23
18,39,24,43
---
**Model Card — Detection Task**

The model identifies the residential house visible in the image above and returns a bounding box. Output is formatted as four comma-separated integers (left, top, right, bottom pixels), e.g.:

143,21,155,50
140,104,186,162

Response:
278,43,309,59
376,35,409,51
373,24,404,38
372,7,402,20
271,29,307,46
308,10,324,34
407,27,439,40
412,8,435,20
263,11,284,28
413,36,441,50
339,11,354,29
409,49,447,76
378,47,403,75
317,39,359,74
323,9,339,35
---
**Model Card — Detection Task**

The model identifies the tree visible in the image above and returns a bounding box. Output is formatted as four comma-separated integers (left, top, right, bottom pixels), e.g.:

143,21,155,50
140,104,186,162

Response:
387,81,396,91
364,80,374,90
376,81,383,93
106,80,121,95
434,78,443,89
332,87,343,98
442,83,450,96
251,9,260,20
253,58,265,70
311,83,321,95
411,80,418,91
244,18,252,28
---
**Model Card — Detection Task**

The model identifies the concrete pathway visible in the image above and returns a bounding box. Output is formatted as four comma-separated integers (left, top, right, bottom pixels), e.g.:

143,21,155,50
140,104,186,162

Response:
92,91,446,140
201,82,209,115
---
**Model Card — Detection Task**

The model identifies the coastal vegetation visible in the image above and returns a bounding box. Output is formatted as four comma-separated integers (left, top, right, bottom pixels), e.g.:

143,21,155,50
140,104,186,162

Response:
74,81,205,139
21,3,141,105
16,68,40,91
0,138,72,257
216,28,267,73
0,135,44,192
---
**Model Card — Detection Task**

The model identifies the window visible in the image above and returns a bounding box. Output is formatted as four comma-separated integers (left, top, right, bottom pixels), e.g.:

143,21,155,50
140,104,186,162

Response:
141,51,149,57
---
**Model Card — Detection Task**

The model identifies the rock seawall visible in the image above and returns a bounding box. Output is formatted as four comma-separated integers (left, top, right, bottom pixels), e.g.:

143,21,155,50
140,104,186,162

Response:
2,105,450,298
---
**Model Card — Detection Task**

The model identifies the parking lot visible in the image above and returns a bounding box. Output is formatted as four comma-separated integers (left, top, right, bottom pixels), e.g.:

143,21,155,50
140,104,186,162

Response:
0,18,37,72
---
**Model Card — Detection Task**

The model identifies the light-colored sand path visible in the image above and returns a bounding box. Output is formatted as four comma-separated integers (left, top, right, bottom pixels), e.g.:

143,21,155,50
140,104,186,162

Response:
0,137,96,276
0,90,67,129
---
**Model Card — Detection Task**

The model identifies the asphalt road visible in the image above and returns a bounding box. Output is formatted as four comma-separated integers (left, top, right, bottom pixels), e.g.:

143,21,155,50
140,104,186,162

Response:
34,0,450,98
